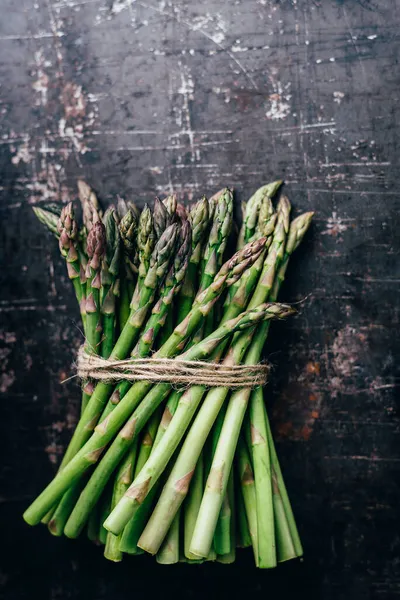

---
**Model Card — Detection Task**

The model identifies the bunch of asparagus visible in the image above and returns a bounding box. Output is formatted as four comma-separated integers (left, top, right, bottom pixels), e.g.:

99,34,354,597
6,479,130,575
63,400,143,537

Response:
25,180,313,567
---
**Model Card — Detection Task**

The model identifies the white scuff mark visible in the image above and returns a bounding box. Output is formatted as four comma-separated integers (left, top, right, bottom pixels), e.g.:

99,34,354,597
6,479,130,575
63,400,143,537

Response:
11,136,33,165
265,71,291,121
231,45,248,53
32,50,50,106
210,31,225,44
175,64,199,163
111,0,132,14
212,87,231,103
59,118,88,154
322,212,348,237
333,91,345,104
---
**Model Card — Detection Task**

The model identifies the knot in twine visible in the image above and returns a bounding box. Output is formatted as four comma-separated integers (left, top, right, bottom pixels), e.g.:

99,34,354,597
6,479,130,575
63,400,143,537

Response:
76,347,269,389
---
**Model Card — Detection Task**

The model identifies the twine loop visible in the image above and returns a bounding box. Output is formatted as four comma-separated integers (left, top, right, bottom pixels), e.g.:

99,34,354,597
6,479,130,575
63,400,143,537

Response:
76,347,269,389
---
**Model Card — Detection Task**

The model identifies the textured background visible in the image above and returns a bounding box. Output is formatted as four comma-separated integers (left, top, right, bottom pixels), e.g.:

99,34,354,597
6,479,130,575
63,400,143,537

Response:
1,1,400,599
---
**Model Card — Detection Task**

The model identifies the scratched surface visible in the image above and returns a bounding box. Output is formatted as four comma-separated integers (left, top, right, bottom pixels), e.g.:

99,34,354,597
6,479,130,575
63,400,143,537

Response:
1,1,400,599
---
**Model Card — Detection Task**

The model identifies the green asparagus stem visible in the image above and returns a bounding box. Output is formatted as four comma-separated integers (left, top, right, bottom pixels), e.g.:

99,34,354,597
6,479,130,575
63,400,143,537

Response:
57,224,179,466
249,385,275,567
235,464,252,549
33,203,62,237
119,398,180,555
104,441,138,562
156,512,180,564
47,222,184,533
264,398,303,561
100,207,121,359
67,305,274,540
189,209,314,560
85,220,106,353
23,239,265,527
183,458,204,559
243,181,282,242
119,209,138,296
56,203,86,330
198,188,233,294
107,303,294,544
216,470,236,563
177,197,210,322
236,435,258,563
135,199,292,554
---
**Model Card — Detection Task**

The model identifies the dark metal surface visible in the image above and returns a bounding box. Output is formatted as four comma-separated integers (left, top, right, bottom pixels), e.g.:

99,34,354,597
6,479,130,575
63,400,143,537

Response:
1,1,399,599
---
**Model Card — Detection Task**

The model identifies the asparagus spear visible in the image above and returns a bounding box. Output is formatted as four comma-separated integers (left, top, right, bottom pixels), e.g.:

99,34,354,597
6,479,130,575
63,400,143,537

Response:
78,180,102,233
104,302,295,538
103,441,139,561
135,197,291,554
235,436,257,557
56,203,87,332
23,238,265,526
101,207,121,358
49,224,178,473
63,245,266,539
33,203,62,237
85,220,106,353
189,211,313,561
177,197,209,322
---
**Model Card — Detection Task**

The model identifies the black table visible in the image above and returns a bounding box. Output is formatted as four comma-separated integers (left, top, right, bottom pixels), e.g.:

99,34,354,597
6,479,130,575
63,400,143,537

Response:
1,1,399,599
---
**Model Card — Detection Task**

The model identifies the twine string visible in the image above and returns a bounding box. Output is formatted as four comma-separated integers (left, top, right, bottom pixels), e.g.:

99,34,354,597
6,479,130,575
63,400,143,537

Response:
76,347,269,389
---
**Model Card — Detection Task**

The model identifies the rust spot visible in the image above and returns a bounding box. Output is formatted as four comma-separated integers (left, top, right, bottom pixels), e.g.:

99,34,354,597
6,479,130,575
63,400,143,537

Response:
305,362,320,376
62,82,86,119
275,421,294,439
299,425,312,441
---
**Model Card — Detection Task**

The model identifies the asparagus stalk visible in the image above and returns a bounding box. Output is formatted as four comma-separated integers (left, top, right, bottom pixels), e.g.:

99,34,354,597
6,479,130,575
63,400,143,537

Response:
50,223,188,534
106,302,294,541
135,198,291,553
156,512,180,564
57,224,179,466
23,238,265,526
33,203,62,237
236,434,258,563
85,220,106,353
249,385,275,567
100,207,121,359
264,401,303,561
56,203,86,330
103,441,138,561
189,210,313,560
78,180,103,233
177,197,210,321
119,209,138,303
